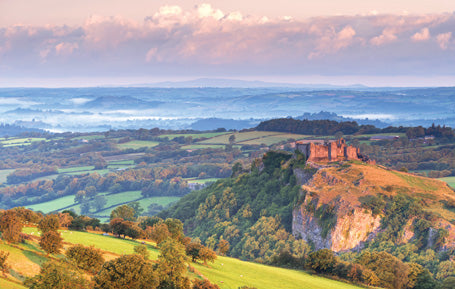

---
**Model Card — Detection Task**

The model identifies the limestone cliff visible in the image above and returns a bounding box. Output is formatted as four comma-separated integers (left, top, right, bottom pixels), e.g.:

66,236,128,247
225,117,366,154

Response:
292,162,455,252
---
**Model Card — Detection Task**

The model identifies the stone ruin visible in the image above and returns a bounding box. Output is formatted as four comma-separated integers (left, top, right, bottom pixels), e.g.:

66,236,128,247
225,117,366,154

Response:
296,138,374,163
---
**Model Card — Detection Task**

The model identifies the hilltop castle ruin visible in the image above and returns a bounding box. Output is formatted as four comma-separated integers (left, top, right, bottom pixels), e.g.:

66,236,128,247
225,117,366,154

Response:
296,138,373,163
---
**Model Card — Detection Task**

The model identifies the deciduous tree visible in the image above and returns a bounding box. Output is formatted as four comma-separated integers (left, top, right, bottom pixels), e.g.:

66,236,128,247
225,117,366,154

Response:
93,254,159,289
40,231,63,255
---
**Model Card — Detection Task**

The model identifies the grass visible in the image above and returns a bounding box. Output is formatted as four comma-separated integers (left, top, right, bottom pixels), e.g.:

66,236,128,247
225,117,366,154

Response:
95,196,181,217
0,169,15,183
17,228,361,289
193,256,362,289
107,160,135,165
0,138,47,147
186,178,220,184
439,176,455,188
58,166,95,173
23,227,161,259
117,140,159,150
71,134,105,140
197,131,312,146
0,278,26,289
27,195,77,213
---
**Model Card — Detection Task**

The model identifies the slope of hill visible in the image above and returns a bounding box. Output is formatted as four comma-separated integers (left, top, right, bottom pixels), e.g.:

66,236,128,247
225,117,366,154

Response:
161,150,455,287
0,227,363,289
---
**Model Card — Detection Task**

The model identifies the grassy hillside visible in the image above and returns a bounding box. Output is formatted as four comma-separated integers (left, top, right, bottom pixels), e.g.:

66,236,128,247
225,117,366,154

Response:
192,255,362,289
1,227,362,289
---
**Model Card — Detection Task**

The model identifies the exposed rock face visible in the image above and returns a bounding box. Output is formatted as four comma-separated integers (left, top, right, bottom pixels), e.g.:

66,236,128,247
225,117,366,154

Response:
291,162,455,252
292,197,381,252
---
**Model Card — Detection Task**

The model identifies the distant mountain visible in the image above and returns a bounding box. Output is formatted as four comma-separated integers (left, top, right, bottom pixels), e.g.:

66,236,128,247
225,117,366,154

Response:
133,78,369,89
82,96,163,109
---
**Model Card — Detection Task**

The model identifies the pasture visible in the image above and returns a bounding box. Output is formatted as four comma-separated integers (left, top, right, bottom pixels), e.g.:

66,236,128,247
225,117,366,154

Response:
116,140,159,150
16,228,361,289
439,176,455,188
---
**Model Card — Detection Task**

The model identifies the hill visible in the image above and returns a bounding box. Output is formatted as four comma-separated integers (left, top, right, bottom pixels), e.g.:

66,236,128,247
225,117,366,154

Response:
0,226,364,289
161,150,455,287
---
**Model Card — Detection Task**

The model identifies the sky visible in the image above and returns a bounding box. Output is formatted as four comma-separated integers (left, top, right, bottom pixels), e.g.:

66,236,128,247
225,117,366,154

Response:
1,0,455,86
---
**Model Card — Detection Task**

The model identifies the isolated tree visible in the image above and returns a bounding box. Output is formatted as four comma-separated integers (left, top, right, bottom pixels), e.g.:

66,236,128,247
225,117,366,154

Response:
80,201,91,215
110,205,136,221
66,244,104,273
24,261,88,289
157,238,190,289
186,241,203,262
198,246,217,265
0,210,23,243
93,195,107,211
74,190,86,203
217,239,230,256
38,214,60,233
40,231,63,256
94,254,159,289
228,134,236,145
0,251,10,276
134,244,150,260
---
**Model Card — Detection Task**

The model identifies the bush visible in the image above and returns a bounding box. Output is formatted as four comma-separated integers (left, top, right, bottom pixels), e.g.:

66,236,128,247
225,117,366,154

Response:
307,249,337,273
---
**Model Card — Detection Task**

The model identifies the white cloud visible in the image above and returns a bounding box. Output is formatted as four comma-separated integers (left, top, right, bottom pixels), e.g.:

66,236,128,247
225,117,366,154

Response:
412,27,430,41
370,28,397,46
437,32,452,50
197,4,224,20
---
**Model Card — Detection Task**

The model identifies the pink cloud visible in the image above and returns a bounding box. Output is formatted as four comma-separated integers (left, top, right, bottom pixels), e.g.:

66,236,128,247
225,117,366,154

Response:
0,5,454,77
437,32,452,50
370,28,397,46
412,27,430,41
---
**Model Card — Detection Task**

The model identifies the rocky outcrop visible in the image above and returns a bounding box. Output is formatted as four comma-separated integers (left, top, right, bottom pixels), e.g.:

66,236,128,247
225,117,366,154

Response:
293,197,381,252
291,161,455,252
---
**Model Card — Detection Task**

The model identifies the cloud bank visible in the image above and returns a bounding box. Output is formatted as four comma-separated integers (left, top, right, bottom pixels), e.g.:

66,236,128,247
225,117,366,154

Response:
1,4,455,79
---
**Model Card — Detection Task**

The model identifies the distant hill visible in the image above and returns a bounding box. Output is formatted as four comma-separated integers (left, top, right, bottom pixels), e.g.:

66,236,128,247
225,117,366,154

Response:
0,123,44,137
134,78,369,89
82,96,163,109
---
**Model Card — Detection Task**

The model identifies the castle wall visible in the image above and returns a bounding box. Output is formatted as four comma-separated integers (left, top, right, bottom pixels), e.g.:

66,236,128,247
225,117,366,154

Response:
345,146,360,160
307,142,329,162
296,138,364,163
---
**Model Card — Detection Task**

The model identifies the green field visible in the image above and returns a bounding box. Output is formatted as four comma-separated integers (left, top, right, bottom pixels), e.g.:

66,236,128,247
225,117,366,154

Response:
116,140,159,150
0,278,26,289
0,169,15,183
18,228,361,289
186,178,220,184
197,131,312,146
0,137,47,147
439,176,455,188
27,191,180,219
192,256,362,289
58,166,95,173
